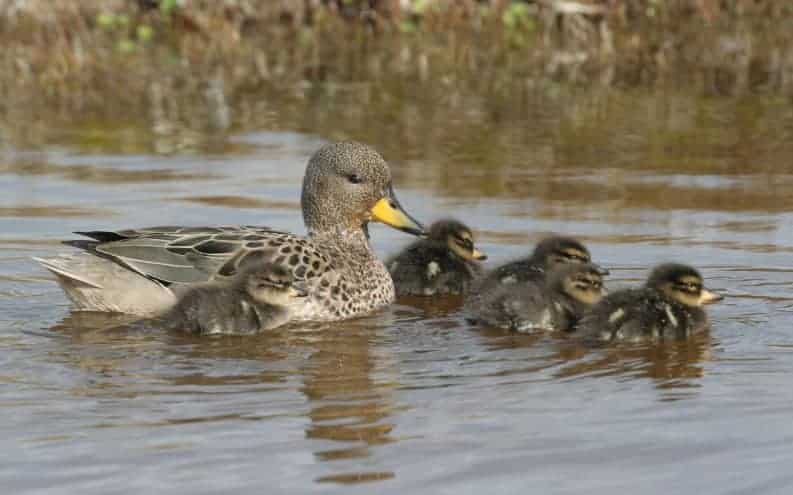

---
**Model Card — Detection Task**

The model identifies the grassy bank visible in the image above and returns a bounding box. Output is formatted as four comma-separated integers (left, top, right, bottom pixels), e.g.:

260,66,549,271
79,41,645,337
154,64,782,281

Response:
1,0,791,142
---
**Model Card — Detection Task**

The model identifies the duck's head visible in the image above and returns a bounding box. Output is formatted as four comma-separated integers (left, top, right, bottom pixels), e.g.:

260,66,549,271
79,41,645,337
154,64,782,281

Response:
301,141,425,237
531,236,608,275
549,263,607,306
647,263,723,308
428,219,487,262
241,263,308,306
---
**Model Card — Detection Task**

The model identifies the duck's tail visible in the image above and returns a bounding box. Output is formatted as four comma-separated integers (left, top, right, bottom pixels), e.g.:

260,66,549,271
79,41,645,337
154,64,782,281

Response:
34,253,177,316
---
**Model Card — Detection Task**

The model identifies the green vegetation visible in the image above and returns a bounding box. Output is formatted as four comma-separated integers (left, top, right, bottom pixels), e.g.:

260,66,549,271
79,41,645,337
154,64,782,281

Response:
0,1,790,142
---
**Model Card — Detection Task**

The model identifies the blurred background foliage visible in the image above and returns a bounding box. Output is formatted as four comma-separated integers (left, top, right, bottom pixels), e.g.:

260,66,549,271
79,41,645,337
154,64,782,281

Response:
0,0,790,147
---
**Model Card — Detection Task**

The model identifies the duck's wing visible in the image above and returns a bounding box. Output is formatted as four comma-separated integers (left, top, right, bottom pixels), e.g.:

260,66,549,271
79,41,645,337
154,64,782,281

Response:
71,225,299,285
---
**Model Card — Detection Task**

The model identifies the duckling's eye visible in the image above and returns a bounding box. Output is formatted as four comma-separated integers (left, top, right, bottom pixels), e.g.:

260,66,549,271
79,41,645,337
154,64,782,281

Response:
677,282,700,293
456,237,474,250
261,278,286,289
347,174,363,184
563,252,587,262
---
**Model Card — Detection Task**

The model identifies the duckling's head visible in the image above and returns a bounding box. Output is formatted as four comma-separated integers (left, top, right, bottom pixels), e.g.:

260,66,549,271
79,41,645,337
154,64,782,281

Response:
647,263,723,307
240,263,308,306
301,141,425,237
549,263,608,306
531,236,608,275
427,219,487,262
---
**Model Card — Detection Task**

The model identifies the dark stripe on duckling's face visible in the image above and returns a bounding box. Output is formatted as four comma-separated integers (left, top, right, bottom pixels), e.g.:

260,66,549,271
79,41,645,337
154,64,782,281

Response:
242,264,308,301
529,237,610,276
448,229,487,261
553,247,609,275
556,264,607,306
548,247,591,270
246,275,308,302
248,274,290,293
658,271,723,307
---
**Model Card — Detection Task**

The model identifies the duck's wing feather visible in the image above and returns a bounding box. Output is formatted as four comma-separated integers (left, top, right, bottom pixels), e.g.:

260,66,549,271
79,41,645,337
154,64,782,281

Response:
73,226,295,285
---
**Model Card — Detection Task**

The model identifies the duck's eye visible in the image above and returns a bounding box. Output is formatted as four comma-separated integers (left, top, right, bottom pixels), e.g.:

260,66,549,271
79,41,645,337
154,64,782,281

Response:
348,174,363,184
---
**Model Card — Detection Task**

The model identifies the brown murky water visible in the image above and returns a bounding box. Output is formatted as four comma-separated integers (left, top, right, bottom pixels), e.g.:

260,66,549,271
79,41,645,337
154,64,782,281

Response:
3,87,793,494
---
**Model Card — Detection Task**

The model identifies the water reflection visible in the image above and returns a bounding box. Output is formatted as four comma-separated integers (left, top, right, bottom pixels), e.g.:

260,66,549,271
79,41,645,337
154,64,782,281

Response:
46,312,400,483
556,335,712,386
0,158,221,184
395,295,466,318
469,324,712,395
299,321,398,463
173,195,299,210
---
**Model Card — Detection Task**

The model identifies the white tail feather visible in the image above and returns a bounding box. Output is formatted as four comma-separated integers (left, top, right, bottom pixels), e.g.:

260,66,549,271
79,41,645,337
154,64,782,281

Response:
34,254,177,315
33,256,104,288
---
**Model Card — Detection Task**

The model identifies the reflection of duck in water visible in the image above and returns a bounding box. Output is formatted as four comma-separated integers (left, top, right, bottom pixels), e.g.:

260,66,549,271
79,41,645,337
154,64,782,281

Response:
387,219,486,296
35,141,425,322
163,263,307,335
578,263,723,343
468,263,606,333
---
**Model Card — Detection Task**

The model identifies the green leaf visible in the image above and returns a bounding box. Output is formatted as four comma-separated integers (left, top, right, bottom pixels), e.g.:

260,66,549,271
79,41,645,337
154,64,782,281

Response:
503,2,531,30
160,0,179,15
96,12,116,30
400,19,418,34
137,25,155,42
117,39,137,54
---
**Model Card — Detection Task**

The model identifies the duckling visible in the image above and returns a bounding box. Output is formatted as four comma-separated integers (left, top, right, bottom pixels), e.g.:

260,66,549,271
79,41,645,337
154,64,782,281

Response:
577,263,723,343
469,263,606,333
489,236,605,285
387,219,487,296
466,235,606,309
165,262,307,335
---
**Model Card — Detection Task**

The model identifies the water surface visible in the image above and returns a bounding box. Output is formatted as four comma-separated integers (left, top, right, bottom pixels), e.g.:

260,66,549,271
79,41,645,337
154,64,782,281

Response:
2,88,793,494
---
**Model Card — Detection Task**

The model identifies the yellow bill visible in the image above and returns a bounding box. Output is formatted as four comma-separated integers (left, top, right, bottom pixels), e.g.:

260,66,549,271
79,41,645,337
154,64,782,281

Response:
370,185,425,236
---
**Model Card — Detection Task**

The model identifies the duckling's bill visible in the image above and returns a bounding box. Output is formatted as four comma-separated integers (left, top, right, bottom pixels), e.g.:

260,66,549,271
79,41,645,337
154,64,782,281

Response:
370,185,425,236
471,248,487,261
698,288,723,305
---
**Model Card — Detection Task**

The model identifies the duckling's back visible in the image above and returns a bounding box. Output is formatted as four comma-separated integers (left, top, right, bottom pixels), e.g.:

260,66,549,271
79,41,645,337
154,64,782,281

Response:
467,280,560,333
467,258,543,302
577,287,705,343
388,240,480,296
165,285,262,335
